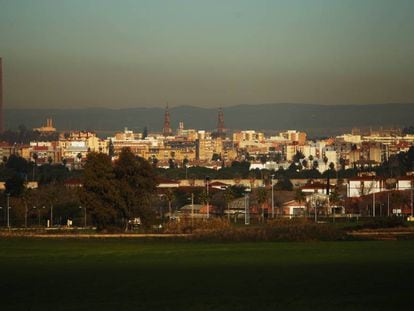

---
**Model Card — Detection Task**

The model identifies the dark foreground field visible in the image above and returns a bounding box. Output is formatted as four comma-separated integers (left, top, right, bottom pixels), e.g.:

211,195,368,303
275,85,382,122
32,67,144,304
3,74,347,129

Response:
0,239,413,310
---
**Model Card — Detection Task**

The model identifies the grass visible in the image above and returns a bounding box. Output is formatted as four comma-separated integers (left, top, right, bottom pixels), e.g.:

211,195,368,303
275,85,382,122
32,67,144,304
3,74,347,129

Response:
0,238,413,310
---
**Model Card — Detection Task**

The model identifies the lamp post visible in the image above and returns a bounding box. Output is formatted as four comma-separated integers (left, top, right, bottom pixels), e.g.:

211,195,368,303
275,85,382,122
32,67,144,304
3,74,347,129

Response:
411,186,413,217
205,176,210,219
244,189,251,225
6,193,10,229
387,191,390,217
50,204,53,227
372,192,376,217
271,174,275,218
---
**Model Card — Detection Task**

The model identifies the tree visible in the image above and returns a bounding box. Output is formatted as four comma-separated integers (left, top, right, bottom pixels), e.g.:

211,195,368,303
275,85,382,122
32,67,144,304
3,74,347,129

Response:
275,178,293,191
108,139,115,158
80,152,119,231
295,189,305,203
168,158,176,169
260,155,268,165
114,148,157,230
142,126,148,139
164,188,175,220
339,157,346,171
151,156,159,168
32,152,38,166
323,155,329,168
223,187,235,220
293,151,305,163
5,173,26,197
256,187,268,222
212,153,221,162
273,153,282,163
6,154,29,176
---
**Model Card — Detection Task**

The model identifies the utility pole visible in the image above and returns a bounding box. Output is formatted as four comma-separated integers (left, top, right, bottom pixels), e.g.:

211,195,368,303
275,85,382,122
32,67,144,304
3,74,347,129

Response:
372,192,376,217
271,174,275,218
387,192,390,217
411,187,413,217
50,204,53,227
80,206,87,227
205,176,210,219
191,193,194,228
244,193,250,225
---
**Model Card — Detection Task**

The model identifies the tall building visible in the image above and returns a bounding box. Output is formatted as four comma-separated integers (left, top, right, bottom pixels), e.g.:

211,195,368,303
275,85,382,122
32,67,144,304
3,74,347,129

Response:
33,118,56,133
0,57,4,133
162,104,172,136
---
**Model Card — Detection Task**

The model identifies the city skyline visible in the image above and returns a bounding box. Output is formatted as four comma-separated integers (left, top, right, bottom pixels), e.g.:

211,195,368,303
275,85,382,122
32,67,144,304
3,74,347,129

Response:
1,0,414,109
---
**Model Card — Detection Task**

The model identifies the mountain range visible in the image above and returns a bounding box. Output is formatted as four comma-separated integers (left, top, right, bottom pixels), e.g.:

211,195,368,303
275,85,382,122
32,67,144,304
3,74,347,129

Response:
4,103,414,137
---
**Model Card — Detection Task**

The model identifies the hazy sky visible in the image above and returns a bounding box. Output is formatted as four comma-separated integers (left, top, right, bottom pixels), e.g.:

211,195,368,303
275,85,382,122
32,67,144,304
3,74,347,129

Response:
1,0,413,109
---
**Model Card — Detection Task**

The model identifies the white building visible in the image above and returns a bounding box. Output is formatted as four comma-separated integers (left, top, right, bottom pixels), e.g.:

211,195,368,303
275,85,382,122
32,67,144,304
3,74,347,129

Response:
347,177,385,198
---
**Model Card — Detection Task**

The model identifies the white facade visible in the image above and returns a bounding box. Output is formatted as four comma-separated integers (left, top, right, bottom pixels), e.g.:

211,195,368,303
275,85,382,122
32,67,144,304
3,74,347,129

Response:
347,179,383,198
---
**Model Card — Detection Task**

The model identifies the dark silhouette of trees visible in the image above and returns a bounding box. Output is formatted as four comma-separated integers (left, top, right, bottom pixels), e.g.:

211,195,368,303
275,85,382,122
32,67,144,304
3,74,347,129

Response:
80,152,119,231
114,148,157,229
80,148,157,231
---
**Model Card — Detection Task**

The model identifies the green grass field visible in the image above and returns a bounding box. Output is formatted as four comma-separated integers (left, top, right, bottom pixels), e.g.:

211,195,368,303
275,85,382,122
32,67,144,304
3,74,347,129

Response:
0,239,413,310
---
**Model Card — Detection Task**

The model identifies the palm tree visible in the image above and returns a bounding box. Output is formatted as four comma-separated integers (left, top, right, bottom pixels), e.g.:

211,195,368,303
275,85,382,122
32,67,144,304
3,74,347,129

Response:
223,188,235,221
256,187,268,223
323,155,329,170
164,188,175,220
294,189,306,217
32,152,38,181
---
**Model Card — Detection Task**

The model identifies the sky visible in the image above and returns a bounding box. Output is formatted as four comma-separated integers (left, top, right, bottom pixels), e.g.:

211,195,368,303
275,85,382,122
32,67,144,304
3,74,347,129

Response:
0,0,413,109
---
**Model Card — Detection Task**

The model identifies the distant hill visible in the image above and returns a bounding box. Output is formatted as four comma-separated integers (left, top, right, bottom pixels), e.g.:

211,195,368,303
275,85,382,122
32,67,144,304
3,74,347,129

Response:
4,103,414,137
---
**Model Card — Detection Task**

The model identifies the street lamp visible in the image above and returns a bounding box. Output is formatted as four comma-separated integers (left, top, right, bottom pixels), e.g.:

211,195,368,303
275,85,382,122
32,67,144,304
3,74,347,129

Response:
79,206,87,227
50,205,53,227
205,176,210,219
244,188,251,225
6,193,10,229
271,174,275,218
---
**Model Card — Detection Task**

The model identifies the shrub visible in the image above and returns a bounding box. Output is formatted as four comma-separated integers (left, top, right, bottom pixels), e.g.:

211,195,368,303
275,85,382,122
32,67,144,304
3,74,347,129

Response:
190,223,346,242
163,218,231,234
359,217,406,229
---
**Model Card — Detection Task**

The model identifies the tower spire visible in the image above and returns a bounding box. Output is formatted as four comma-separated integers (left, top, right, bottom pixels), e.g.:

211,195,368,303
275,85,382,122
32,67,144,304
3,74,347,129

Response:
162,103,172,136
217,107,225,137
